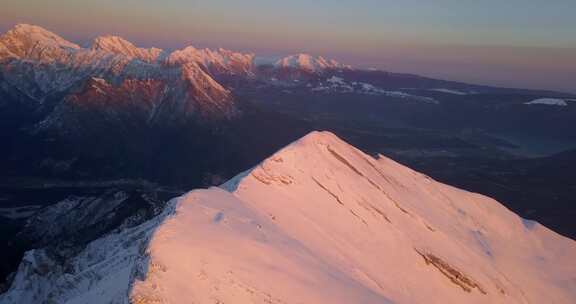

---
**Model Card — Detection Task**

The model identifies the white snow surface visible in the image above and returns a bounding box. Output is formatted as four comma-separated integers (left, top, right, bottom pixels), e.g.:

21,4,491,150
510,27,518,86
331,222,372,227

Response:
0,23,80,61
166,46,255,76
525,98,568,106
275,53,351,72
91,35,164,63
430,88,469,95
2,131,576,304
0,24,238,117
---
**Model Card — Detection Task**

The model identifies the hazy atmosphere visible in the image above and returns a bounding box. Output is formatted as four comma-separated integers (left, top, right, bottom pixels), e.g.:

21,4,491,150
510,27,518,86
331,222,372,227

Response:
1,0,575,92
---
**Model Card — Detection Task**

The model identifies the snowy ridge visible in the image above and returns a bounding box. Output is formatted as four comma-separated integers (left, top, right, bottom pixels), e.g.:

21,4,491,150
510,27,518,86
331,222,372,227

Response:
178,62,236,116
167,46,255,76
0,24,359,107
0,24,238,119
2,131,575,304
91,35,164,63
0,24,80,62
274,53,351,72
0,197,177,304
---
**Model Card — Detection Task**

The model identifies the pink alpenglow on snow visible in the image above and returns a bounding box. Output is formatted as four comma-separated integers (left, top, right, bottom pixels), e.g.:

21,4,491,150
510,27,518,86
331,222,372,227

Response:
274,53,351,72
2,131,575,304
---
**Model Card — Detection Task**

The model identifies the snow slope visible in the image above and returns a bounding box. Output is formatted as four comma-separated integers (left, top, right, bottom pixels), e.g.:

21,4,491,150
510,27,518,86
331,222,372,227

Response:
0,24,80,62
2,131,575,304
0,24,238,119
91,35,164,63
274,53,350,72
525,98,568,106
167,46,255,76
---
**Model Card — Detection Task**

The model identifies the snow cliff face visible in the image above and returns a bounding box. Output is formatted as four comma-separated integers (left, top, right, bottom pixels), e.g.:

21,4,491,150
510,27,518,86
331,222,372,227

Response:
2,131,575,304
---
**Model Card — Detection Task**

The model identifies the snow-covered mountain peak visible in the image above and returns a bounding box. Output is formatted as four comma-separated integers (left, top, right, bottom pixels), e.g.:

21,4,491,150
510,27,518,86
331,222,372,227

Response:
166,45,215,65
0,24,240,120
91,35,163,63
275,53,351,72
0,24,80,60
3,24,80,49
166,45,255,76
220,130,576,303
1,131,575,304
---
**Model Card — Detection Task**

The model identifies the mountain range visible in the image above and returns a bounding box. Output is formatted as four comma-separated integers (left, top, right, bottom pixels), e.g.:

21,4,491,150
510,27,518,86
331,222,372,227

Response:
2,24,574,183
1,24,576,298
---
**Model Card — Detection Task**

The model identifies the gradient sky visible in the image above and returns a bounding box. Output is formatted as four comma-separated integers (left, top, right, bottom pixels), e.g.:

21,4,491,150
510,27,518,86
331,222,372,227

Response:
1,0,575,92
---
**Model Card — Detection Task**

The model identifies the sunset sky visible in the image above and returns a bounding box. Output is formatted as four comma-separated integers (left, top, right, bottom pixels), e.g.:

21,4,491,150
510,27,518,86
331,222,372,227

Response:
1,0,575,92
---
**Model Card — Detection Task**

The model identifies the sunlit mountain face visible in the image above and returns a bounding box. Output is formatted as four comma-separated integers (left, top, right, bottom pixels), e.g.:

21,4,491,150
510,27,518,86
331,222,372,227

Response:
0,6,575,302
2,1,575,91
2,131,576,304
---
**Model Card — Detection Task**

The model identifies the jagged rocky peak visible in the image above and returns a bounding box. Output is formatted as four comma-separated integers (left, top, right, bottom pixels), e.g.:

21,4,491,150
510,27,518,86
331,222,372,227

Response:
0,24,238,121
178,62,238,117
91,35,163,63
274,53,351,72
0,23,80,60
167,45,255,75
2,131,574,304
